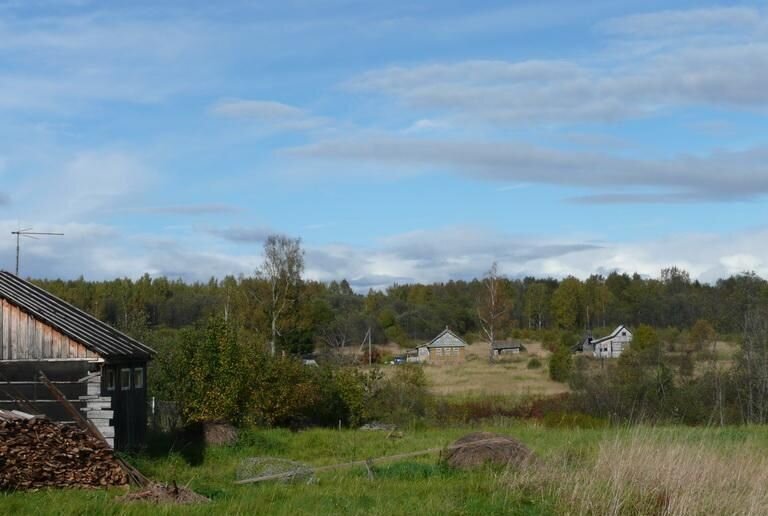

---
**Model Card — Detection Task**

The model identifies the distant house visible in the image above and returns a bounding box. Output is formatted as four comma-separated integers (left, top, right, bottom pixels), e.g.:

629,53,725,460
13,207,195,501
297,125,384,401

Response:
411,328,467,364
0,272,156,450
577,325,632,358
491,340,524,359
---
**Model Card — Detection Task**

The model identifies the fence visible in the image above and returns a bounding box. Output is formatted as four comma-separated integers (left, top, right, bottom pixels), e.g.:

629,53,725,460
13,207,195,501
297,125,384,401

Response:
148,398,182,432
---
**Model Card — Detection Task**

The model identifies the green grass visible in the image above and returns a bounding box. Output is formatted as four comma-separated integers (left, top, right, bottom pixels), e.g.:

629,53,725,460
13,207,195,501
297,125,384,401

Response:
4,423,768,515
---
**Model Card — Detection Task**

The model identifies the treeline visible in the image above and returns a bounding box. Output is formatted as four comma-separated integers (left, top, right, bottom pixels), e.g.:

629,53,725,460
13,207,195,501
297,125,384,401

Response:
32,266,768,353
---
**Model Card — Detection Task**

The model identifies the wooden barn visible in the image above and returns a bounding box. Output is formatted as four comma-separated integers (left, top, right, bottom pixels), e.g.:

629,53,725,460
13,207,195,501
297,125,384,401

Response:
412,328,467,364
579,325,633,358
0,271,155,450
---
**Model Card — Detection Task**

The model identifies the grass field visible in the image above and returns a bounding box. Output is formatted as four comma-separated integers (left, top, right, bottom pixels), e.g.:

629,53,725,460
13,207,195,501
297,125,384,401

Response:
422,341,568,398
4,422,768,515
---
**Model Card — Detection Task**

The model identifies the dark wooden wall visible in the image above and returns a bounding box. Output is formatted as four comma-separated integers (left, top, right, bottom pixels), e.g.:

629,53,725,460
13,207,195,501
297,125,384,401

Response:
0,360,92,421
102,362,147,451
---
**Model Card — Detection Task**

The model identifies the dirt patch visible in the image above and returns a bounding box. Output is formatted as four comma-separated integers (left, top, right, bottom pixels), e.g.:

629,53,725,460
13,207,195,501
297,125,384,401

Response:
443,432,533,470
117,482,209,505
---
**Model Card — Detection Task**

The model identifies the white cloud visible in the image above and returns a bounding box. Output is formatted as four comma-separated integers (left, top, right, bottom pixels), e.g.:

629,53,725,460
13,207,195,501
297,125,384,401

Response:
210,98,329,131
288,137,768,201
599,7,763,37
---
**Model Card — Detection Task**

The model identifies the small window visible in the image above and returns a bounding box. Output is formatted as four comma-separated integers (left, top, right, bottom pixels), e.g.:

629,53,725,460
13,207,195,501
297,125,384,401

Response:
106,369,115,391
622,331,627,336
120,368,131,391
133,368,144,389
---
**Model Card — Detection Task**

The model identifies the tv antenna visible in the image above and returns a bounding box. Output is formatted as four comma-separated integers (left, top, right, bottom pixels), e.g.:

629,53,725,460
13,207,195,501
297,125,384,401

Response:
11,228,64,276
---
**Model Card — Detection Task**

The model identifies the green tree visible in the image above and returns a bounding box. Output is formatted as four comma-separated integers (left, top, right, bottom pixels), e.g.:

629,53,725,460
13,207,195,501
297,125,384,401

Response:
549,346,573,382
524,282,549,330
162,316,249,424
689,319,716,352
551,277,583,330
258,234,305,356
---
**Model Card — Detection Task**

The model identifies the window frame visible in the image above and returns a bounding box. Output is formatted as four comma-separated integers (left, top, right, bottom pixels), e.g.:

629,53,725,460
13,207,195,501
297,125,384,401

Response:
106,368,116,391
120,368,131,391
133,367,144,389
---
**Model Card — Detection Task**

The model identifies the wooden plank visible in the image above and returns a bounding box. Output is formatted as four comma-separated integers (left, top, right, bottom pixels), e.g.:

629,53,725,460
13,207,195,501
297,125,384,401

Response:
10,307,18,359
3,301,13,360
0,300,4,360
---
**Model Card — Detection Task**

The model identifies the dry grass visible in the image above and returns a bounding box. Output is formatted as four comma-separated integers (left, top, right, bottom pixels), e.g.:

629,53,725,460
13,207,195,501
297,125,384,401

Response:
422,341,569,397
507,428,768,515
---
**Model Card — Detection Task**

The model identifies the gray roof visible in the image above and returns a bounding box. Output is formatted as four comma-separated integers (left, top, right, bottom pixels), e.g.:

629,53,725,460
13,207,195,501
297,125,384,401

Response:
0,271,155,361
591,325,631,345
492,340,523,350
422,328,467,348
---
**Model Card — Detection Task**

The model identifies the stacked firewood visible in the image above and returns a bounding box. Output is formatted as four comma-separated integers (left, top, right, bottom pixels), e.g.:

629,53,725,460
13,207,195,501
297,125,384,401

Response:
0,414,128,490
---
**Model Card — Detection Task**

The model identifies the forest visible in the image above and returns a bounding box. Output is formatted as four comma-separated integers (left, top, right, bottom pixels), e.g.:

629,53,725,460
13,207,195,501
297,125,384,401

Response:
25,236,768,429
31,264,765,353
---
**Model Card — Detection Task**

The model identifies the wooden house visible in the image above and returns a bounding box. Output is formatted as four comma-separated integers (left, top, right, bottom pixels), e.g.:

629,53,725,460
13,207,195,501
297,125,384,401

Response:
580,325,632,358
0,272,155,450
412,328,467,363
491,339,524,359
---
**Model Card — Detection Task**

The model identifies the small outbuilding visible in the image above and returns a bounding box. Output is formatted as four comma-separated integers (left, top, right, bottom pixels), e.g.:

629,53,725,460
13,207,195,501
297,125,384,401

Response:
0,271,155,450
491,339,524,359
412,328,467,364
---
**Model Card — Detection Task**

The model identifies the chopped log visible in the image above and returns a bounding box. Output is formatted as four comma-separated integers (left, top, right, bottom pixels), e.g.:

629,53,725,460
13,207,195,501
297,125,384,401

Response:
38,371,150,488
0,416,128,490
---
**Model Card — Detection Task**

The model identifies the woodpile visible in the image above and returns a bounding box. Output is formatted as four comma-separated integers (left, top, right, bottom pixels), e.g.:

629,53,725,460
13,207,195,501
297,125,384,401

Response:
0,412,128,490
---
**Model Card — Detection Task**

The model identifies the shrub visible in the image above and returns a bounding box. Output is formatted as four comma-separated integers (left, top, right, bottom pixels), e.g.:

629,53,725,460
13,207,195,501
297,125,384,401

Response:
527,357,542,369
549,346,572,382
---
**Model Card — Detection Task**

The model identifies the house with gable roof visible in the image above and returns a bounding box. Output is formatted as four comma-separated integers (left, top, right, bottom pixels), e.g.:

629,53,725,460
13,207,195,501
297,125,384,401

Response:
411,327,467,364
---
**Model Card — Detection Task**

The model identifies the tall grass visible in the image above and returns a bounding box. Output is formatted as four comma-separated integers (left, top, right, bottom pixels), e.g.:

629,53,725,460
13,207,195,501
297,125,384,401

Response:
506,428,768,515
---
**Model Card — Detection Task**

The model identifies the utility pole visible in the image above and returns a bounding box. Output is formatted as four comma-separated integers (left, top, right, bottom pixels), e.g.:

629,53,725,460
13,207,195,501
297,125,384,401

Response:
11,228,64,276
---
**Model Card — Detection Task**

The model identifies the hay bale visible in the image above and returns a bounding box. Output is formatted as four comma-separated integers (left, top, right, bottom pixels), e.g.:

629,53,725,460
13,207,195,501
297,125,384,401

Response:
203,422,238,446
443,432,533,470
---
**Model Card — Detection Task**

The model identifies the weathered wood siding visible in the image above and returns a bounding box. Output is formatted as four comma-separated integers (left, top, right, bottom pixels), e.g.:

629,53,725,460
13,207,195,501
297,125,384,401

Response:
0,300,96,360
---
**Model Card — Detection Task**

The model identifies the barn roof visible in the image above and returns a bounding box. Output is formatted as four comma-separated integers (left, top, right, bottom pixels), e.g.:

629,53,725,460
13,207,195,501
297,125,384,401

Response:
423,328,467,348
492,339,523,350
0,271,155,361
591,325,631,345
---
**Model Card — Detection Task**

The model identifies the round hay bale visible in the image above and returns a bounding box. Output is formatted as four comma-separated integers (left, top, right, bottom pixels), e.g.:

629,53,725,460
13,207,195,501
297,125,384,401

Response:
443,432,533,470
203,422,238,446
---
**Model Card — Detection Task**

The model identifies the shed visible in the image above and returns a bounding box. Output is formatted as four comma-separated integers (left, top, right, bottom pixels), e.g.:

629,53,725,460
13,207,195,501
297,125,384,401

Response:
413,328,467,363
585,325,632,358
491,339,524,359
0,271,155,450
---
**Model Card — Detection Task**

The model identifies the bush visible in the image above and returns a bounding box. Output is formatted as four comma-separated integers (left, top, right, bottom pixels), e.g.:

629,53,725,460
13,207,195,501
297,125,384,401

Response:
368,366,430,426
527,357,542,369
549,347,573,382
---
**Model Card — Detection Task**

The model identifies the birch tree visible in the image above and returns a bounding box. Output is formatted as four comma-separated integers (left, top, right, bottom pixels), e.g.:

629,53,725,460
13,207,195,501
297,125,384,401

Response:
477,262,510,360
258,235,304,356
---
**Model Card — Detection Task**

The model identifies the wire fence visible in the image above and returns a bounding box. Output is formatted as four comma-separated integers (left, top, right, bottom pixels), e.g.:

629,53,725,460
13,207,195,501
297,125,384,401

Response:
148,398,182,432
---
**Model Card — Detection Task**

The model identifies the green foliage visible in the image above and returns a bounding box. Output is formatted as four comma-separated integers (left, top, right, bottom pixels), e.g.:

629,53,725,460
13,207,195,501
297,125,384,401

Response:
247,356,320,427
157,316,251,424
527,357,542,369
689,319,717,351
551,277,583,330
549,346,573,382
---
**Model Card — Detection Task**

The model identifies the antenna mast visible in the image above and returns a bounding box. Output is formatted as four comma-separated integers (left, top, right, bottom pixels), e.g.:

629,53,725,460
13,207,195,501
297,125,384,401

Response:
11,228,64,276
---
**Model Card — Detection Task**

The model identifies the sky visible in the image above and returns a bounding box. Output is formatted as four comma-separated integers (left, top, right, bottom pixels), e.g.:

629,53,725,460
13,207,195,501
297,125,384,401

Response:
1,0,768,289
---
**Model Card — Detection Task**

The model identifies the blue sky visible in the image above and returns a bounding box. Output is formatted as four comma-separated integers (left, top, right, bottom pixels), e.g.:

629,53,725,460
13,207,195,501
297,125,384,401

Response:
1,1,768,288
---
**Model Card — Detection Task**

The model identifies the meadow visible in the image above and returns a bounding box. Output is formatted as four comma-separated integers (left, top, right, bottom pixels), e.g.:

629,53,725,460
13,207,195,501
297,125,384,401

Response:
4,422,768,515
421,341,568,397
